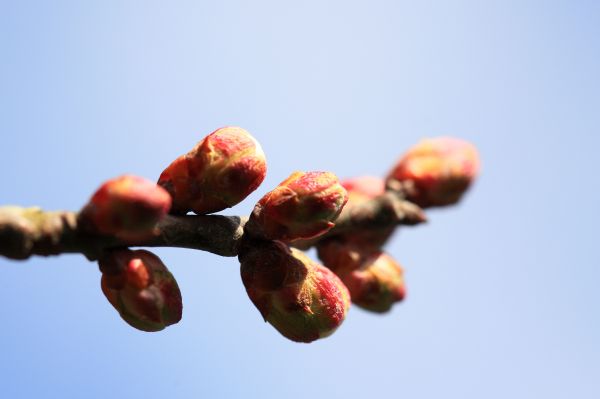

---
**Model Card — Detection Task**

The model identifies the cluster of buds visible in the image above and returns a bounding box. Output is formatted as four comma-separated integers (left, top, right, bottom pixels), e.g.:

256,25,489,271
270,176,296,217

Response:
79,127,269,332
240,170,351,342
99,249,183,332
0,125,479,341
313,137,479,316
78,174,184,331
314,176,406,313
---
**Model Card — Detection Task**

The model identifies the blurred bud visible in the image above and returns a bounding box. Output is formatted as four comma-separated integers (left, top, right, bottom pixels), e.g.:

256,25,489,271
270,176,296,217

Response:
342,175,386,201
158,126,267,215
317,240,405,313
239,241,350,343
246,171,348,243
386,137,480,207
79,175,171,239
99,249,183,332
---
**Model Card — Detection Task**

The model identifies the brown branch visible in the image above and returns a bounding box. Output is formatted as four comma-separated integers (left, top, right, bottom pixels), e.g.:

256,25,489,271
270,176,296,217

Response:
290,191,426,249
0,192,425,261
331,192,426,233
0,206,246,260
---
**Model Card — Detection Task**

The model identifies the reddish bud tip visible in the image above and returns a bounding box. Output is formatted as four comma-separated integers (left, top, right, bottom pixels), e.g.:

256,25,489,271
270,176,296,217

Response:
99,249,183,332
318,240,405,313
341,175,386,200
386,137,480,208
158,126,267,215
239,241,350,343
80,175,171,239
246,171,348,243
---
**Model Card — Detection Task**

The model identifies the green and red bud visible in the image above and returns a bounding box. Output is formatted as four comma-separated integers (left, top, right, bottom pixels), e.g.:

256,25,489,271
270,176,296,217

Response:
246,171,348,243
99,249,183,332
386,137,480,208
239,241,350,343
79,175,171,239
317,240,405,313
158,126,267,215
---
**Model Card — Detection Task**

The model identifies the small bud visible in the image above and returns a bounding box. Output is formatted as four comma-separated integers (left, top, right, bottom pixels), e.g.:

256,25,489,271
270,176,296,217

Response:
239,241,350,343
99,249,183,332
246,171,348,243
387,137,479,207
318,240,405,313
80,175,171,239
158,126,267,215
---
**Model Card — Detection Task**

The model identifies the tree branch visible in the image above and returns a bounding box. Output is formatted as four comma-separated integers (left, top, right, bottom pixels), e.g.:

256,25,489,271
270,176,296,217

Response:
0,207,246,260
0,192,425,261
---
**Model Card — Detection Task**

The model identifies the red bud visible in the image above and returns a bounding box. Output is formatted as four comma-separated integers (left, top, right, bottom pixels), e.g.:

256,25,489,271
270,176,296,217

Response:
387,137,480,207
80,175,171,239
99,249,183,332
158,126,267,215
318,240,405,313
246,171,348,243
239,241,350,343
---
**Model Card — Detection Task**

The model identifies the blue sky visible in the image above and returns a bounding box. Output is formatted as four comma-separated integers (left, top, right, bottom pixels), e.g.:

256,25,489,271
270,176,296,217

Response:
1,1,599,398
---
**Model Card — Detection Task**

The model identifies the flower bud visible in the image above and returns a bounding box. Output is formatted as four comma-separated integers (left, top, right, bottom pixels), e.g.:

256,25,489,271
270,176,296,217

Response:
99,249,183,332
80,175,171,239
388,137,479,208
317,240,405,313
239,241,350,343
246,171,348,243
386,137,480,207
158,126,267,215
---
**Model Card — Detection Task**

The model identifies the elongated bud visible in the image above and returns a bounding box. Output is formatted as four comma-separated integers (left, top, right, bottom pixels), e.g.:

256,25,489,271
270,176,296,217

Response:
318,240,405,313
239,241,350,343
246,171,348,243
99,249,183,332
387,137,480,207
79,175,171,239
158,126,267,215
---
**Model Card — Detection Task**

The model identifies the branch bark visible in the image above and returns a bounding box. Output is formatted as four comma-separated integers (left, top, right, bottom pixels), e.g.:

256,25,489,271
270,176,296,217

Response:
0,207,246,260
0,192,425,261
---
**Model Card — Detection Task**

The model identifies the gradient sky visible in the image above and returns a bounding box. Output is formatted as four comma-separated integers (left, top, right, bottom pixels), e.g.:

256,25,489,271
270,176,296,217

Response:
1,1,599,398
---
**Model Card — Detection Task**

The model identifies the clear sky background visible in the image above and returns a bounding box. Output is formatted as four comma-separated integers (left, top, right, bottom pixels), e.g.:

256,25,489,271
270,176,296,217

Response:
1,1,599,398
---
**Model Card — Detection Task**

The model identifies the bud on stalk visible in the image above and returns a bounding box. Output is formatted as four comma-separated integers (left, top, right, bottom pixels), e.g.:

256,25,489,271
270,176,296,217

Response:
239,241,350,343
99,249,183,332
79,175,171,239
318,240,405,313
158,126,267,215
246,171,348,243
386,137,480,207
